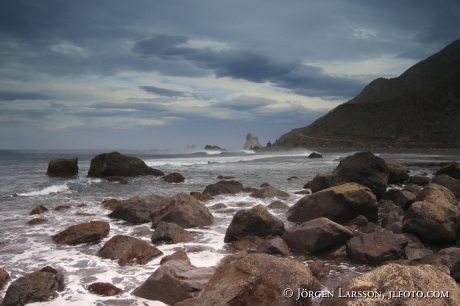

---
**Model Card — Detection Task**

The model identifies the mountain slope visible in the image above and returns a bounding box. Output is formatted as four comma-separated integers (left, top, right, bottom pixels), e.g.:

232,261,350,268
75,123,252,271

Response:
275,39,460,149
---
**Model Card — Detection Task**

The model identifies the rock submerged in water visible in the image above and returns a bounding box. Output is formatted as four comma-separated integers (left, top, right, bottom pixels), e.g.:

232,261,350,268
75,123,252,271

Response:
162,172,185,183
243,133,263,150
151,221,194,244
0,268,9,289
46,158,78,177
52,221,110,245
87,282,122,296
29,205,49,215
202,180,244,196
87,151,163,177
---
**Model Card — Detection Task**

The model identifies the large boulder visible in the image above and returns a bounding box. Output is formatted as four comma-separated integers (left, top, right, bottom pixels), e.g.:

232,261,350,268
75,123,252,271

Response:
202,180,244,196
386,162,409,184
29,205,49,215
409,175,431,186
287,183,378,224
283,218,353,254
46,158,78,177
150,193,214,229
243,133,262,150
321,264,460,306
151,221,194,244
431,175,460,198
163,172,185,183
346,230,408,264
256,236,290,255
96,235,163,266
0,268,9,289
194,252,321,306
1,266,64,306
87,282,122,296
436,161,460,179
224,204,285,243
52,221,109,245
249,186,290,199
87,151,163,177
132,259,215,305
109,195,168,224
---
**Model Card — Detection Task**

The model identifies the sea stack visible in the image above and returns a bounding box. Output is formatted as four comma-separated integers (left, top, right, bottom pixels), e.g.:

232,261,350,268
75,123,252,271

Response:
243,133,263,150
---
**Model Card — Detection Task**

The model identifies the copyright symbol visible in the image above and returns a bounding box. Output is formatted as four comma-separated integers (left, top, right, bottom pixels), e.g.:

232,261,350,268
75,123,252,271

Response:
283,288,294,298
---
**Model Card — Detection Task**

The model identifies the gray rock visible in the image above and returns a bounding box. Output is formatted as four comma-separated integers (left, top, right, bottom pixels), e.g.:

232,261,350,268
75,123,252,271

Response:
249,186,289,199
243,133,262,150
46,158,78,177
151,222,194,244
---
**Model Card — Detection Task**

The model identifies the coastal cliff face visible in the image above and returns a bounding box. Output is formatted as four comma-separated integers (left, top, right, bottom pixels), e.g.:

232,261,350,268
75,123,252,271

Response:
243,133,263,150
275,39,460,149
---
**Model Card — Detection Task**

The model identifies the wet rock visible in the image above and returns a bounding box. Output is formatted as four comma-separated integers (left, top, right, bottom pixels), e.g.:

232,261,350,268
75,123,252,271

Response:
87,282,122,296
87,151,163,177
0,268,9,289
106,176,129,184
1,266,64,306
149,193,214,229
29,205,49,215
224,204,285,243
308,152,322,158
431,175,460,198
194,252,321,306
267,200,289,210
294,189,311,195
287,183,378,224
242,187,258,193
217,175,235,179
405,248,433,261
52,221,110,245
346,230,408,264
211,203,226,209
229,235,264,251
249,186,290,199
260,182,270,187
46,158,78,177
436,247,460,281
77,203,87,207
321,263,460,306
97,235,162,266
383,189,416,210
348,215,369,227
160,250,191,265
287,176,299,180
401,183,422,196
202,180,244,196
386,162,409,184
163,172,185,183
151,222,194,244
381,211,403,234
109,194,168,224
54,205,71,211
101,198,120,210
256,236,290,255
409,175,430,186
307,260,330,278
190,192,214,202
27,218,48,225
436,161,460,179
132,259,214,305
283,217,353,254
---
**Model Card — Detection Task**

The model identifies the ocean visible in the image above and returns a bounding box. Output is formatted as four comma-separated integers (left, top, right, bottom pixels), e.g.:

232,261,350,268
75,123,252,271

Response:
0,149,458,305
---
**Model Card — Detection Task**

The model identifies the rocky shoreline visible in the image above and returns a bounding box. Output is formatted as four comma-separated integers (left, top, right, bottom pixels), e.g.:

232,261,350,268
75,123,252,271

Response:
2,151,460,305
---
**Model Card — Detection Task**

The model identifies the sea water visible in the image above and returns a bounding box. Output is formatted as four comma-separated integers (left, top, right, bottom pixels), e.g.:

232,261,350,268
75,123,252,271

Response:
0,149,457,305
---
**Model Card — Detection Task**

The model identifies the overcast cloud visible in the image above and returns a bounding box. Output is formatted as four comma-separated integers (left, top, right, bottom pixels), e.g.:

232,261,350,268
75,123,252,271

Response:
0,0,459,149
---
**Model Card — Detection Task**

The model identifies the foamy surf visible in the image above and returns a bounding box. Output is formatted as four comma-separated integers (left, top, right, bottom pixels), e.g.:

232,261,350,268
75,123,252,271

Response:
17,183,71,197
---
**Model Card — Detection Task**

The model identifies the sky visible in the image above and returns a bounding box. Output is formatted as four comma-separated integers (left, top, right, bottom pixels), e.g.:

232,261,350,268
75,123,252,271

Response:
1,0,459,150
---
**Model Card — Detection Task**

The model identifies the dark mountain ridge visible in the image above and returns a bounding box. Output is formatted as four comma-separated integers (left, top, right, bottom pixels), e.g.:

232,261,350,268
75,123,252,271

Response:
275,39,460,149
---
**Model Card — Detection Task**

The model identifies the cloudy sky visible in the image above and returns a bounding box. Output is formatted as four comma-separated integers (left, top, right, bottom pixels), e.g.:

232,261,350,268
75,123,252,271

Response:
1,0,459,150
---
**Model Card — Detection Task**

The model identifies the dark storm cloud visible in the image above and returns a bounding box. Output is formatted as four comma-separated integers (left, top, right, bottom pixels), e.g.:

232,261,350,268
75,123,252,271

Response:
0,108,55,118
140,86,199,99
0,91,54,101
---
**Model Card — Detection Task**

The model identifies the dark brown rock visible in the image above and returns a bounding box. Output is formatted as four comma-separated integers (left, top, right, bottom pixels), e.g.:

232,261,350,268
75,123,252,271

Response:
283,217,353,254
267,201,289,210
29,205,49,215
190,192,214,202
0,267,64,306
101,198,120,210
52,221,109,245
307,260,331,278
224,204,285,243
54,205,71,211
383,189,416,210
259,182,270,187
287,183,378,224
194,252,321,306
163,172,185,183
386,162,409,184
160,250,191,265
27,218,48,225
229,235,264,251
87,282,122,296
401,183,422,196
109,194,168,224
287,176,299,180
217,175,235,179
409,175,431,186
151,222,194,244
211,203,226,209
436,161,460,179
348,215,369,227
202,180,244,196
46,158,78,177
346,230,408,264
437,248,460,281
249,186,289,199
431,175,460,198
106,176,129,184
308,152,322,158
256,236,290,255
87,151,163,177
132,259,214,305
97,235,162,266
0,268,9,290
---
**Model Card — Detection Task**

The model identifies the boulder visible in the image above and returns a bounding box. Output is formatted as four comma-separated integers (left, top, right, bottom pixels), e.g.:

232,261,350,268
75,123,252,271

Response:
346,230,408,264
416,183,458,206
29,205,49,215
224,204,285,243
163,172,185,183
306,172,336,193
52,221,109,245
194,252,321,306
401,183,422,196
151,222,194,244
46,158,78,177
211,203,226,209
383,189,416,210
348,215,369,227
307,260,331,278
381,211,403,234
87,151,163,177
0,266,64,306
287,176,299,180
0,268,9,289
249,186,290,199
106,176,129,184
436,161,460,179
160,250,191,265
217,175,235,179
132,259,215,305
437,248,460,281
101,198,120,210
386,162,409,184
202,180,244,196
260,182,270,187
54,205,71,211
243,133,262,150
87,282,122,296
308,152,322,158
283,218,353,254
204,145,222,150
150,192,214,229
267,201,289,210
256,236,290,255
109,195,168,224
409,175,431,186
431,175,460,198
97,235,162,266
287,183,378,224
27,218,48,225
190,192,214,202
321,263,460,305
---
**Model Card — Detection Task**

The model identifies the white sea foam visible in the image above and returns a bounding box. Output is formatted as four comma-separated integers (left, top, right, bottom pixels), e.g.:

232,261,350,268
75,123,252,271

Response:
17,183,71,197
